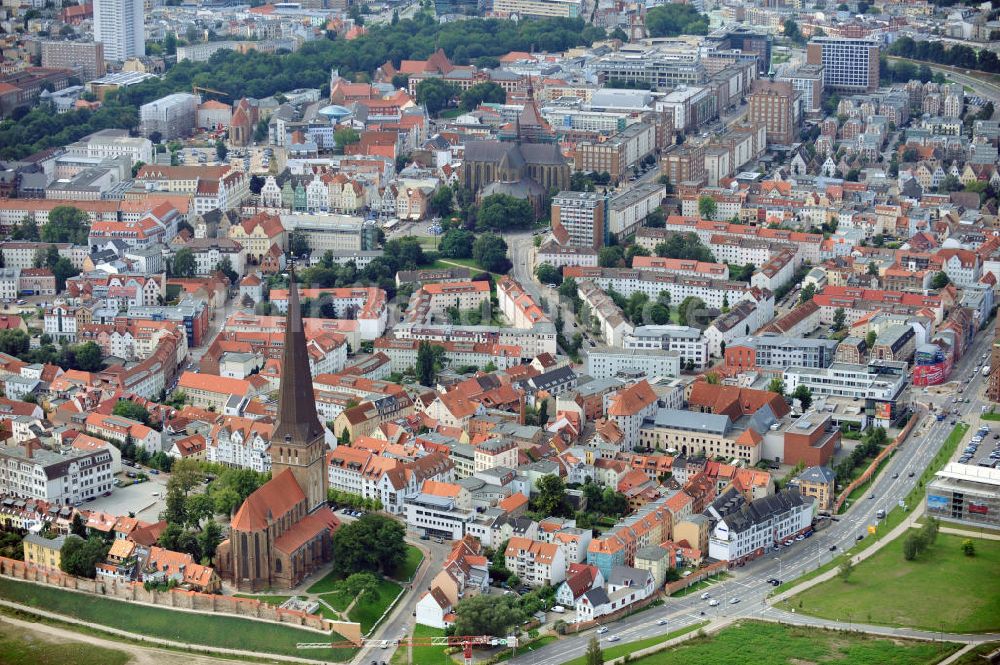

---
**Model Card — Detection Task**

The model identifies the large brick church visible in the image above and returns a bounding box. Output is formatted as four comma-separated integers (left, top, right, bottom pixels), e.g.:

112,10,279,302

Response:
216,277,339,591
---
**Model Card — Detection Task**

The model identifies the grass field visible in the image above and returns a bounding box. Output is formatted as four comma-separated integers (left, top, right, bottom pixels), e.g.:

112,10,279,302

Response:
0,619,130,665
670,573,730,597
981,411,1000,421
393,545,424,582
394,624,452,665
318,590,353,612
565,622,708,665
307,568,343,594
0,577,354,661
627,621,957,665
348,578,403,634
792,533,1000,633
773,423,968,596
951,641,1000,664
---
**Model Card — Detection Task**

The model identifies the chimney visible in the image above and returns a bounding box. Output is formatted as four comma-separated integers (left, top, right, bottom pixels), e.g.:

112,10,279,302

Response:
24,439,34,459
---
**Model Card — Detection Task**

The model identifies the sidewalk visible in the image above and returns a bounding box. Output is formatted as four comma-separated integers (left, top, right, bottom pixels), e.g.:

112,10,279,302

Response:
760,608,1000,644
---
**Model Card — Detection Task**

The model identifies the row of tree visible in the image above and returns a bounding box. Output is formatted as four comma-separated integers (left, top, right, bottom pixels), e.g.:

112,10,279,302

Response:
0,330,104,372
886,36,1000,74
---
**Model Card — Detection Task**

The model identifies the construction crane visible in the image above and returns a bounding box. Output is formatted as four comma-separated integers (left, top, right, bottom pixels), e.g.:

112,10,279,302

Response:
192,85,230,99
298,635,518,664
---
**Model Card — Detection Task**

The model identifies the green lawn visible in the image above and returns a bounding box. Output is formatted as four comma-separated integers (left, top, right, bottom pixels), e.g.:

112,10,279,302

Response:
494,635,558,662
425,258,490,273
951,641,1000,664
348,578,404,634
307,567,345,594
565,622,707,665
792,533,1000,633
392,544,424,582
981,412,1000,421
626,621,956,665
669,573,730,597
0,619,130,665
0,577,354,661
773,423,969,596
318,590,353,612
400,624,453,665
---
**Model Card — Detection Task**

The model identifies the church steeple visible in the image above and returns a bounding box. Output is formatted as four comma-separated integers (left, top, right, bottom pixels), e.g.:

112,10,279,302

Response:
273,271,324,444
270,270,328,512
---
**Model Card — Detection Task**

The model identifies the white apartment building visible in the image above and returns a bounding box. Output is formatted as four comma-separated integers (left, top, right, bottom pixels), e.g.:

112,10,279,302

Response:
93,0,144,62
623,325,709,369
0,443,114,505
708,489,814,563
392,322,558,359
607,183,666,240
552,191,606,248
0,269,18,301
181,238,247,276
206,420,272,474
504,537,567,587
586,349,681,381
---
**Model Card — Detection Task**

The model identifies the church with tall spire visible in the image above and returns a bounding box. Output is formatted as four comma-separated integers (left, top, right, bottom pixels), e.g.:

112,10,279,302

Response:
215,275,339,592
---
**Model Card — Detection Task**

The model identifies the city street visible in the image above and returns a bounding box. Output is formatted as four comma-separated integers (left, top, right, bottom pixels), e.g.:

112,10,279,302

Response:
510,328,996,665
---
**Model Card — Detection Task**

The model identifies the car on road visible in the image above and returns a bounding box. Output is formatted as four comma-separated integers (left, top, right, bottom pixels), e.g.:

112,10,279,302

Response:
829,545,837,551
892,473,898,479
708,599,720,606
729,598,740,604
656,619,668,626
856,533,865,541
606,635,620,643
597,626,609,634
908,471,915,477
700,592,710,600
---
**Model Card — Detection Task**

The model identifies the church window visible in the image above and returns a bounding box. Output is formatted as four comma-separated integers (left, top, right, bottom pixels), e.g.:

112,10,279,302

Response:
275,558,282,573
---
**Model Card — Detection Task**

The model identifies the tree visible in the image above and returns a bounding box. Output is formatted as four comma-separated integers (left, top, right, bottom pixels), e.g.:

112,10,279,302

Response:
645,4,709,37
289,231,310,257
416,341,439,386
867,261,879,276
598,246,625,268
186,493,215,527
172,248,196,278
676,296,706,327
585,636,604,665
459,82,507,111
783,19,804,45
472,233,511,273
429,186,454,218
931,272,950,289
216,257,238,285
60,535,109,579
903,533,919,561
163,484,187,525
477,194,534,231
452,593,526,637
654,232,715,262
198,520,223,564
41,206,89,244
649,303,671,325
962,539,975,556
341,572,380,603
698,196,717,220
334,126,361,150
416,78,459,115
768,377,786,397
51,257,80,292
800,283,816,303
939,174,963,193
832,307,846,332
532,474,571,517
838,558,853,581
865,330,877,349
215,139,228,162
73,341,104,372
330,513,407,575
11,216,40,241
791,384,812,410
535,263,562,286
70,513,87,538
112,400,151,426
440,228,475,258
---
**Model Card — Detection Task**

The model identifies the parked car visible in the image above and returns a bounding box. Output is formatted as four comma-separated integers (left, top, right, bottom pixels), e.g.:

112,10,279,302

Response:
708,599,720,606
597,626,608,634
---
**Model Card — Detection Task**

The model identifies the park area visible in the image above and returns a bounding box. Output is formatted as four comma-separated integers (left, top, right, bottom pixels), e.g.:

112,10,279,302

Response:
622,621,958,665
791,532,1000,633
0,618,130,665
0,577,356,661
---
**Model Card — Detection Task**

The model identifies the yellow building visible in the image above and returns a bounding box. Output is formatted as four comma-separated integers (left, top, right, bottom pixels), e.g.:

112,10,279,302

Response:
22,534,66,570
791,465,836,512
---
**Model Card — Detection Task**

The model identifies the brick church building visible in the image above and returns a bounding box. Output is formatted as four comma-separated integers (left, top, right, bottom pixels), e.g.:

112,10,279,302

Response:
216,277,339,591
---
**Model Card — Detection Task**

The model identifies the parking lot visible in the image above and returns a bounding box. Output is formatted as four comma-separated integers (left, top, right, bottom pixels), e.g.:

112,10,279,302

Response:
86,470,168,521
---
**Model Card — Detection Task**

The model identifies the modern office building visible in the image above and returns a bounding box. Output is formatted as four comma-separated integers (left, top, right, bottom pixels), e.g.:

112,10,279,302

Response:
725,335,838,374
926,463,1000,529
491,0,580,18
747,79,798,146
806,37,879,93
623,325,709,370
780,64,824,116
93,0,144,62
41,41,106,82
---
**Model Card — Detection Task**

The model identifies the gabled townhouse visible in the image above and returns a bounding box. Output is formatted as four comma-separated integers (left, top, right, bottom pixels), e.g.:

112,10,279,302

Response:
504,536,567,588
